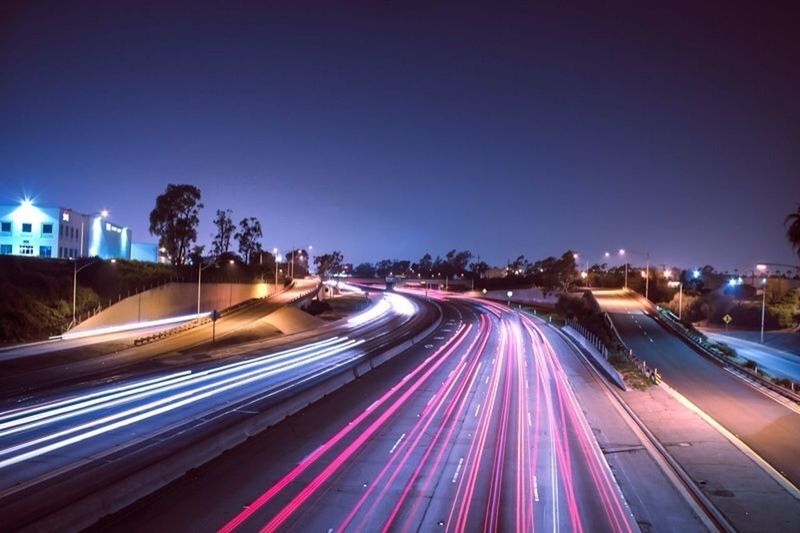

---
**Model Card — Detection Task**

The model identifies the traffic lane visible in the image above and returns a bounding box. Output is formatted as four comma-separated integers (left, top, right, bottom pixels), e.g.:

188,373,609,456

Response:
0,284,319,399
89,299,469,533
535,316,705,532
704,331,800,382
612,310,800,486
0,297,435,529
0,295,423,492
110,301,632,532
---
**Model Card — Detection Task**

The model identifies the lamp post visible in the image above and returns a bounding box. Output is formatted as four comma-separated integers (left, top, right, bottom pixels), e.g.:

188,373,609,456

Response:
619,248,650,299
756,264,768,344
197,259,217,320
72,258,102,326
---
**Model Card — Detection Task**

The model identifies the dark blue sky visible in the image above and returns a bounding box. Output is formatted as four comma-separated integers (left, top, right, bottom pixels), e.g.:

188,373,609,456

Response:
1,1,797,271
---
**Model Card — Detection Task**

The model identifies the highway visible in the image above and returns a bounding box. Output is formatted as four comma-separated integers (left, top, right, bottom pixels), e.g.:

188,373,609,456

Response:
0,280,320,399
593,289,800,489
703,331,800,382
97,296,637,533
0,290,432,529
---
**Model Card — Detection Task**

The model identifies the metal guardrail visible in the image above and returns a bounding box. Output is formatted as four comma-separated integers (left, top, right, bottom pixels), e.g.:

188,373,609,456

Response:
564,318,608,359
649,304,800,403
601,311,662,385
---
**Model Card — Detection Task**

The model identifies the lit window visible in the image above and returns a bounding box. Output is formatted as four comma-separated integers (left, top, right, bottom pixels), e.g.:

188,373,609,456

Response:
62,212,70,222
42,223,53,235
22,223,32,233
19,244,34,255
0,221,10,233
0,244,11,255
39,245,52,257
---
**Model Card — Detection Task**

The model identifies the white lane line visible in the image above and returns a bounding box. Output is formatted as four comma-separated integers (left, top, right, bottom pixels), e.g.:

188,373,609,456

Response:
475,404,480,417
533,475,540,502
389,433,406,454
452,457,464,483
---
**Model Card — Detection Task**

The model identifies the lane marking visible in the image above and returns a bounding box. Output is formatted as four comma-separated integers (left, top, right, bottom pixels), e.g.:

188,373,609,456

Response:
389,433,406,454
452,457,464,483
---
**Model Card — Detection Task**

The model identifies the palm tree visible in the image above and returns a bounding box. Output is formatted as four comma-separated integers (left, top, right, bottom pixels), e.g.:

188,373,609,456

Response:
786,204,800,260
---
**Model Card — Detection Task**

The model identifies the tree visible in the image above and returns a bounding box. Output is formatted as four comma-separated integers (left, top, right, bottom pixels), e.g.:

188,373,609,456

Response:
234,217,263,263
786,204,800,260
470,260,490,278
418,253,433,277
149,184,203,266
314,251,344,280
211,209,235,256
353,262,376,278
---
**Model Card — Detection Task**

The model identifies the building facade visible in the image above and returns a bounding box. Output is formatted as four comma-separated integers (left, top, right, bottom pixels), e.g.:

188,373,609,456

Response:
0,201,133,260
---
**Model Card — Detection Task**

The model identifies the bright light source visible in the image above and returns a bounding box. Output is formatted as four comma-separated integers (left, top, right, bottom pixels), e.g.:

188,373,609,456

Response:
229,259,235,264
580,271,588,279
101,209,109,218
618,249,625,255
21,197,33,207
482,288,487,294
573,253,579,259
664,269,672,279
737,276,743,285
756,264,767,271
110,258,116,263
693,269,701,279
604,252,610,258
507,290,513,298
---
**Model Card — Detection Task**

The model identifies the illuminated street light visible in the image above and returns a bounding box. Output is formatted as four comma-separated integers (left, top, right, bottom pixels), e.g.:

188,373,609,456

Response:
507,290,513,306
482,288,487,295
692,269,701,279
101,209,109,218
618,249,628,289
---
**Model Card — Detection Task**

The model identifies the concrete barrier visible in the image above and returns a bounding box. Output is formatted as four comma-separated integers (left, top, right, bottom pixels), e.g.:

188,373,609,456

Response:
71,282,273,333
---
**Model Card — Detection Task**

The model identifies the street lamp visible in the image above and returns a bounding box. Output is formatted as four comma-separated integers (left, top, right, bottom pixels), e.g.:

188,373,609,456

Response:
618,249,627,289
757,264,768,344
72,258,103,326
507,290,513,306
619,248,650,299
197,259,218,320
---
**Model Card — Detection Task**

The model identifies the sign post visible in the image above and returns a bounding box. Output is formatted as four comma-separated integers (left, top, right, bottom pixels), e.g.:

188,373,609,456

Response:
210,309,220,343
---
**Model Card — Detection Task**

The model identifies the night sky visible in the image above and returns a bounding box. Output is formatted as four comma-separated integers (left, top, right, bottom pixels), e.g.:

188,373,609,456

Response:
1,1,797,271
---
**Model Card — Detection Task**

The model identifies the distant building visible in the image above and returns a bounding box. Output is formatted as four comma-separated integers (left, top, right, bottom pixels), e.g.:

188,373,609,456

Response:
0,200,153,261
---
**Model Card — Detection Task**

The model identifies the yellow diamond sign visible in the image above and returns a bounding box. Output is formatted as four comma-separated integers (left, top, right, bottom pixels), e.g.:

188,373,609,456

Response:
722,314,732,324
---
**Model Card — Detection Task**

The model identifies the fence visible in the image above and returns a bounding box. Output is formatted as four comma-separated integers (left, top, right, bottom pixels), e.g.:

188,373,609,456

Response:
572,312,662,385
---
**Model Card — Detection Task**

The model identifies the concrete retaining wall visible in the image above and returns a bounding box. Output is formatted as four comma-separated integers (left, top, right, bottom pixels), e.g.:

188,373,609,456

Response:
72,282,273,333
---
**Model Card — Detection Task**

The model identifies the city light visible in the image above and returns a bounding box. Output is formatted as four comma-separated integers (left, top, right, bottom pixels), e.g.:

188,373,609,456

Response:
101,209,109,218
692,269,701,279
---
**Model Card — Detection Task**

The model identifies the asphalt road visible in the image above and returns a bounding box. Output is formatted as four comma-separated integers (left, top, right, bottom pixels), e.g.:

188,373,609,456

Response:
703,331,800,382
97,296,636,533
0,280,319,399
0,291,429,529
594,290,800,489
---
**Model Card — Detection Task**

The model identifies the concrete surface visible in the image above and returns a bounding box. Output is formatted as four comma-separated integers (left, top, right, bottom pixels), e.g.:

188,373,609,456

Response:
72,281,274,333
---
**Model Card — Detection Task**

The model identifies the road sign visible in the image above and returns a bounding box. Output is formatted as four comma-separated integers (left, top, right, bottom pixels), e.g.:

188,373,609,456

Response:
210,309,220,322
722,314,732,324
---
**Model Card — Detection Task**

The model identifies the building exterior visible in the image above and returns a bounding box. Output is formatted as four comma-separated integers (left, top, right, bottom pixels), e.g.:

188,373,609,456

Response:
0,201,135,260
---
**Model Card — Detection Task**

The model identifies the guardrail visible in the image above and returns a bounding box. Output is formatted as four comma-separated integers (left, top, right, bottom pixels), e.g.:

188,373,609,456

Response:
564,318,609,359
601,311,662,385
649,304,800,403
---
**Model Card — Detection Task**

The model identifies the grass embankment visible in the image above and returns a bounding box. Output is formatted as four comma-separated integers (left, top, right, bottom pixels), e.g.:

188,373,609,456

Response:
0,256,176,343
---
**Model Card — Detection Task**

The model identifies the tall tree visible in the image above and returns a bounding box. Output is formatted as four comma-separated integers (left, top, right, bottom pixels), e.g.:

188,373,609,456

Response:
353,262,376,278
234,217,263,263
418,253,433,277
314,251,344,280
211,209,235,256
149,184,203,266
786,204,800,260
